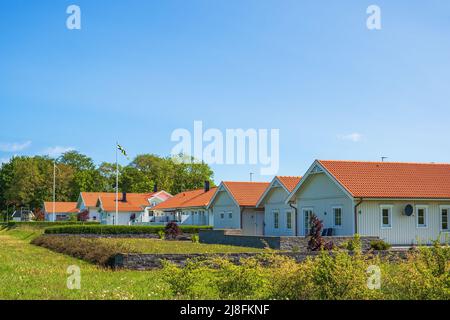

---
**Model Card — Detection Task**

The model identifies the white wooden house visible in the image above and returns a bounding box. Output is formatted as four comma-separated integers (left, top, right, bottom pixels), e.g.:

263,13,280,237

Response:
286,160,450,245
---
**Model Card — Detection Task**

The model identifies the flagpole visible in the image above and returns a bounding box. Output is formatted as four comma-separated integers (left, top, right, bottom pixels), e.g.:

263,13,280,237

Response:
115,142,119,226
53,161,56,222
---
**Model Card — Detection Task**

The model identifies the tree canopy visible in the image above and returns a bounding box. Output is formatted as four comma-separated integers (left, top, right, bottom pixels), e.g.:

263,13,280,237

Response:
0,152,215,219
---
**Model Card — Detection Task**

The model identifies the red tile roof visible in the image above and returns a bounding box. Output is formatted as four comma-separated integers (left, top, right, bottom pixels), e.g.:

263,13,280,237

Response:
223,182,270,206
319,160,450,199
98,193,157,212
277,176,302,192
152,188,218,211
44,202,78,213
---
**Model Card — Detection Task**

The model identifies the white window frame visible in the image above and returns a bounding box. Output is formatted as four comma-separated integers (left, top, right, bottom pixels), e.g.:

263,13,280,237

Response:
273,210,279,229
332,206,343,228
416,205,428,228
380,205,393,229
286,210,293,230
440,206,450,232
302,207,314,235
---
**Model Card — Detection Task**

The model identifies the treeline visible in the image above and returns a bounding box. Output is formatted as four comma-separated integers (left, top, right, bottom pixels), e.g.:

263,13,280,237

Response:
0,151,214,216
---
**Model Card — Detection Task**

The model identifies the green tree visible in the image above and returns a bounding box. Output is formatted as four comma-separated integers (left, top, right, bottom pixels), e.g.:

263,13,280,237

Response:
59,151,95,171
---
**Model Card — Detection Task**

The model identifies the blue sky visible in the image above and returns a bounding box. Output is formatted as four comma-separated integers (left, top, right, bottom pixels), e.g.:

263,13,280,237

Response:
1,0,450,184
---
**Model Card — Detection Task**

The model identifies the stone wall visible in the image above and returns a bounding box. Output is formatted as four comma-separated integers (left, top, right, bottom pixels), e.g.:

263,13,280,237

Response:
114,250,408,270
199,229,379,252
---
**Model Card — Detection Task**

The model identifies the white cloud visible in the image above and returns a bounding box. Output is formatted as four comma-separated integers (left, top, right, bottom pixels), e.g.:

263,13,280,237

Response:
338,133,364,142
0,141,32,152
43,146,75,157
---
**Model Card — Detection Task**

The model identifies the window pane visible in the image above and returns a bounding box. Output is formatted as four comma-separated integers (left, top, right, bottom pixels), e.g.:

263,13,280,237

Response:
274,211,279,229
418,209,425,226
287,212,292,229
442,209,448,230
334,208,342,226
382,209,390,226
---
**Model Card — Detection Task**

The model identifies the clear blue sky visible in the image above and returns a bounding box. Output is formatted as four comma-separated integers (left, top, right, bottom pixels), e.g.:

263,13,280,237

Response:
1,0,450,184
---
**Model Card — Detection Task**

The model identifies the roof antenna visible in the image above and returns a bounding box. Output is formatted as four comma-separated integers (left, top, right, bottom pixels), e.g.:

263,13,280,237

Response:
249,172,254,182
381,157,388,162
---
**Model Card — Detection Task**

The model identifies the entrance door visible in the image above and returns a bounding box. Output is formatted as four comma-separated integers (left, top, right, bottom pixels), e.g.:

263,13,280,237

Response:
302,208,313,236
242,211,264,236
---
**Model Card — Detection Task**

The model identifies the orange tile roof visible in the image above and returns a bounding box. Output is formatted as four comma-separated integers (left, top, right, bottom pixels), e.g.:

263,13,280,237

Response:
223,181,270,206
80,192,114,207
319,160,450,199
152,188,218,211
98,193,158,212
44,202,78,213
277,176,302,192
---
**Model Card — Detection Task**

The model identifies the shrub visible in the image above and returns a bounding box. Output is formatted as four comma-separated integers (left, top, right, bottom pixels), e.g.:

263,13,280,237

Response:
370,240,391,251
307,214,333,251
44,224,212,235
191,234,200,243
7,221,99,229
158,230,165,240
345,234,362,253
164,222,181,240
31,235,125,267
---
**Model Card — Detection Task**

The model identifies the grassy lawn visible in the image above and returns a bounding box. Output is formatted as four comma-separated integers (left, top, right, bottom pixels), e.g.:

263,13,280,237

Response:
96,238,265,254
0,230,170,300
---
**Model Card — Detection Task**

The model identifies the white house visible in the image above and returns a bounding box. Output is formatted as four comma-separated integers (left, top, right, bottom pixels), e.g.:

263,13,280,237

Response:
43,202,78,221
256,176,301,236
151,183,216,226
286,160,450,245
207,181,270,236
77,190,171,224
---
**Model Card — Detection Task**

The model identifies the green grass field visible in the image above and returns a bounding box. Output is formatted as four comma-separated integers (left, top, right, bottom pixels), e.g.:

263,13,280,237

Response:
0,226,261,300
0,229,169,300
96,238,264,254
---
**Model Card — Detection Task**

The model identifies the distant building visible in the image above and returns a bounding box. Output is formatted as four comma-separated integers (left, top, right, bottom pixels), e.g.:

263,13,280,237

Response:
43,202,78,221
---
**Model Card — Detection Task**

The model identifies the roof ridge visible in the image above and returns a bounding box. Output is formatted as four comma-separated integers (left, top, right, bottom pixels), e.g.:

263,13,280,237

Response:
319,159,450,166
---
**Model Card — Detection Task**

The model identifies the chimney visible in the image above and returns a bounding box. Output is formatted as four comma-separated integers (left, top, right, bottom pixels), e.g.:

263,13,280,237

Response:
153,183,158,193
122,192,127,202
204,181,210,193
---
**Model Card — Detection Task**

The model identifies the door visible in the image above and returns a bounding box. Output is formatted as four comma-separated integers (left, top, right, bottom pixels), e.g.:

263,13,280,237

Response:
302,208,314,236
242,210,264,236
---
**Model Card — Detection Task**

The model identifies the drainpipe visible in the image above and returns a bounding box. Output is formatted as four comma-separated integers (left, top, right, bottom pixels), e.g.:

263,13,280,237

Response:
354,198,363,234
289,202,298,236
240,206,245,230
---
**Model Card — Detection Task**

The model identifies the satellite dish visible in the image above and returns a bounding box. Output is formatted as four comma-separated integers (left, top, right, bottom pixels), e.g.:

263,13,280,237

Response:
404,204,414,216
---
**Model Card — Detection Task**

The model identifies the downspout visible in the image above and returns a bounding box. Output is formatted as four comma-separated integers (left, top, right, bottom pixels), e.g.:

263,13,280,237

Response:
240,206,245,230
354,198,363,234
289,202,298,236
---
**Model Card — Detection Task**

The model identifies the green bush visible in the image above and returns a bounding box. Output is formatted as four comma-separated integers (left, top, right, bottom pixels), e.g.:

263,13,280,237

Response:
6,221,99,228
370,240,391,251
44,224,212,235
31,235,125,267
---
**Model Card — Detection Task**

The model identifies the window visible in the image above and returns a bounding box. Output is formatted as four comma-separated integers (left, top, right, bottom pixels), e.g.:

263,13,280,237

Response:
273,210,279,229
441,207,449,231
303,209,313,235
286,211,292,229
333,207,342,227
228,211,233,219
220,212,225,219
416,206,428,228
380,206,392,228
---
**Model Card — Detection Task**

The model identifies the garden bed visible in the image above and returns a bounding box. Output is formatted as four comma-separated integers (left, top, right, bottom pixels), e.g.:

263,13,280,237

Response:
44,224,212,235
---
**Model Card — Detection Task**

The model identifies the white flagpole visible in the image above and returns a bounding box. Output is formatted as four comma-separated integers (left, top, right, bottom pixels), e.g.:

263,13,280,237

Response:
53,161,56,222
115,142,119,226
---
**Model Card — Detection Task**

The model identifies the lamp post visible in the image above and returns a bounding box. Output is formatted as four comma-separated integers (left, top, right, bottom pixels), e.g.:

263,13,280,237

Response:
52,157,62,222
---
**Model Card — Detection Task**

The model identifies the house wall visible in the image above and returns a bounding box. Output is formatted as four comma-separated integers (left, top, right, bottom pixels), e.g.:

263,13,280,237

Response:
294,172,354,236
78,202,100,222
264,186,296,236
211,190,240,229
102,211,144,225
358,200,450,245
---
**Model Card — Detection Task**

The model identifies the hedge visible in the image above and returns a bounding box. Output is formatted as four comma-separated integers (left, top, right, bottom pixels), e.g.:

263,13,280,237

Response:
5,221,100,228
44,224,213,235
